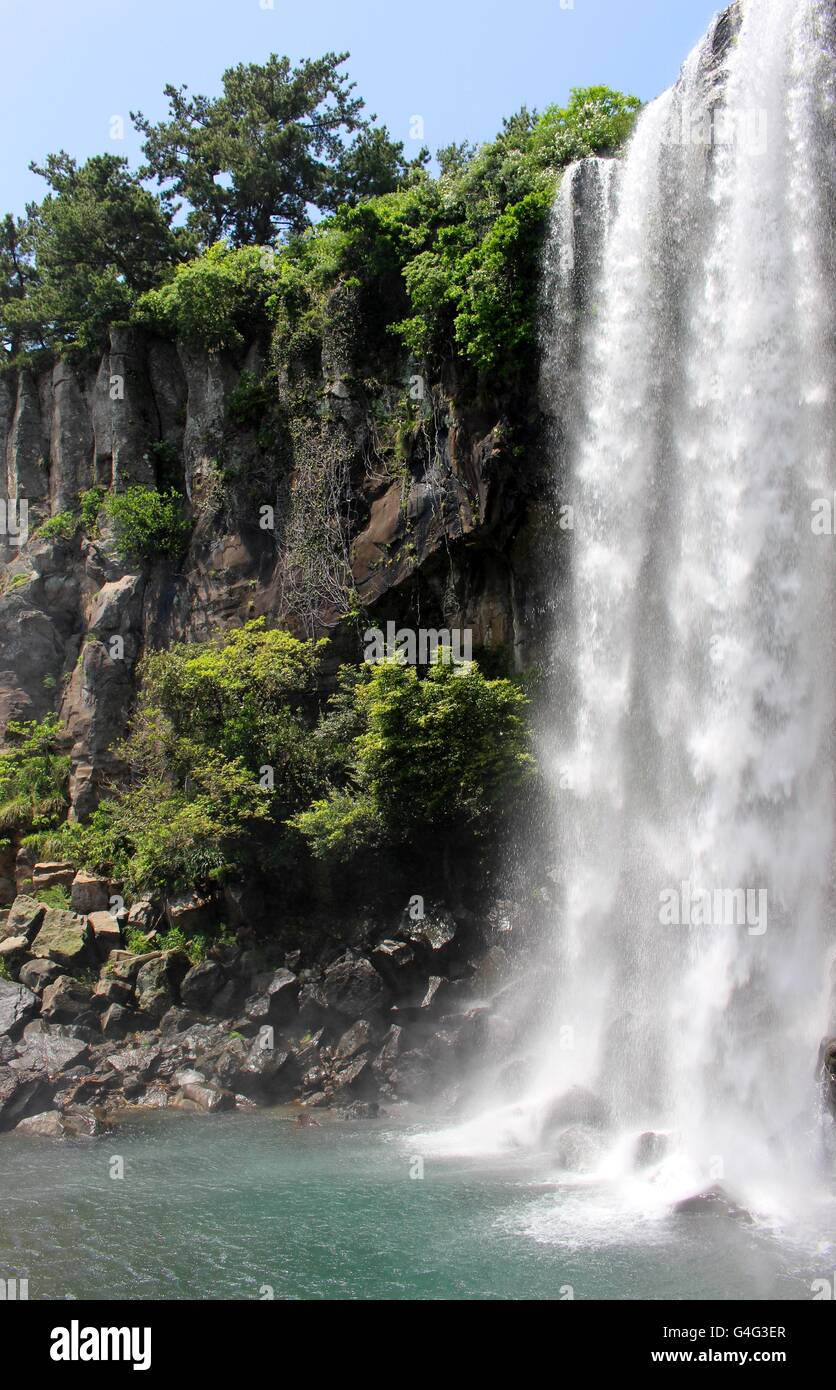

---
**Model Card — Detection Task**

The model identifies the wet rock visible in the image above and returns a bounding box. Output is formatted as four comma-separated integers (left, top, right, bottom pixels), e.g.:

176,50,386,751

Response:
389,1049,434,1101
331,1054,375,1099
297,980,329,1029
18,958,63,993
30,908,93,969
179,1081,234,1112
11,1023,88,1075
0,978,38,1037
634,1130,671,1169
134,954,189,1022
334,1019,374,1062
106,1046,160,1082
372,1024,402,1076
4,895,46,942
539,1087,611,1137
321,953,384,1019
555,1124,605,1172
673,1185,753,1222
420,975,450,1013
371,939,419,990
0,1066,51,1128
70,871,109,915
40,976,93,1024
406,911,458,954
208,980,238,1017
180,960,223,1012
16,1105,102,1138
246,968,298,1025
336,1101,379,1120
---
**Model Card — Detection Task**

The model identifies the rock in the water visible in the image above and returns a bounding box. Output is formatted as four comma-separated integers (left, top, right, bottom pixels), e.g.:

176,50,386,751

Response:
30,908,93,968
179,1081,234,1112
0,978,38,1037
555,1124,605,1172
634,1130,671,1169
15,1106,101,1139
673,1185,752,1221
539,1086,611,1137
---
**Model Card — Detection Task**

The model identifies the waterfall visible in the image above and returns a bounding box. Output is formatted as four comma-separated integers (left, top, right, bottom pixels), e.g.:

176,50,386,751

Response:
425,0,836,1210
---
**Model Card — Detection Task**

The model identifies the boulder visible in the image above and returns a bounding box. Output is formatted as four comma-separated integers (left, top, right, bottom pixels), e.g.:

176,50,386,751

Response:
100,1004,131,1039
106,1046,160,1081
179,1081,234,1112
673,1185,753,1222
15,1106,102,1139
389,1049,434,1101
164,892,212,933
87,911,122,958
18,958,63,993
248,968,298,1025
180,960,224,1012
555,1124,605,1172
30,908,93,969
31,862,75,892
70,872,109,915
40,976,93,1024
91,976,133,1009
321,953,384,1019
11,1023,88,1075
334,1019,374,1062
331,1053,375,1098
372,1024,403,1076
539,1087,611,1138
135,957,176,1022
0,1066,51,1129
634,1131,671,1169
3,895,46,942
126,900,156,930
0,934,29,968
0,978,38,1037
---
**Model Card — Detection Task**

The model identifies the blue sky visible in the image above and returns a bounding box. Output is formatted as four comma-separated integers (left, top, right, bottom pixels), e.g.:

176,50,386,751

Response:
1,0,722,215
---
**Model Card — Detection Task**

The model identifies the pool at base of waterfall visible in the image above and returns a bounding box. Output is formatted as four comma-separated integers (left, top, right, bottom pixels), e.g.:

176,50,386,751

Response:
1,1109,834,1301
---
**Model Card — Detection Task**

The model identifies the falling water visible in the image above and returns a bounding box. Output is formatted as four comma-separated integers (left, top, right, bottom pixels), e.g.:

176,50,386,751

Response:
425,0,836,1215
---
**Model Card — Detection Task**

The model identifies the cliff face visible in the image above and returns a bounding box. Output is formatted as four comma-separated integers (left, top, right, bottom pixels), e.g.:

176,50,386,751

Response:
0,323,551,829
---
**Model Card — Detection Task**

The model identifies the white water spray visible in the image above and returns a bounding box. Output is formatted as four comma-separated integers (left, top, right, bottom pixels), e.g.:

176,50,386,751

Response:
427,0,836,1212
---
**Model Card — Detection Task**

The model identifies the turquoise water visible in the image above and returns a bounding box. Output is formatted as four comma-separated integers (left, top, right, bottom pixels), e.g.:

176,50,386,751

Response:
1,1110,834,1301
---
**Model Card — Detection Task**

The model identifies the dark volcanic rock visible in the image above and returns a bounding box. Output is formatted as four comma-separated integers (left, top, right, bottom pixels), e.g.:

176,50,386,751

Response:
0,978,38,1037
180,960,224,1012
40,975,93,1024
321,953,384,1019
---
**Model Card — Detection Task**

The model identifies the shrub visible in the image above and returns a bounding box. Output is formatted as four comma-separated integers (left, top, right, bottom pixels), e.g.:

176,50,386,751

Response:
0,716,70,836
134,242,275,350
103,486,190,565
35,511,77,541
78,486,108,535
289,657,533,861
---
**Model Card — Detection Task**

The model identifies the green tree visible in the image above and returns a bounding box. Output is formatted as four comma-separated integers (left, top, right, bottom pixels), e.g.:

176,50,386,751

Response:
291,658,533,862
25,153,180,350
0,212,41,359
132,52,405,247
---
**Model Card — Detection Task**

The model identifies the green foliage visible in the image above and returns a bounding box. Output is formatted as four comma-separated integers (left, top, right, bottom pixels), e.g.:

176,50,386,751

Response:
103,486,190,565
35,884,71,911
79,486,108,535
34,510,77,542
532,86,642,165
125,927,155,955
132,52,420,246
20,153,181,353
134,242,274,350
290,658,533,861
0,716,70,836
